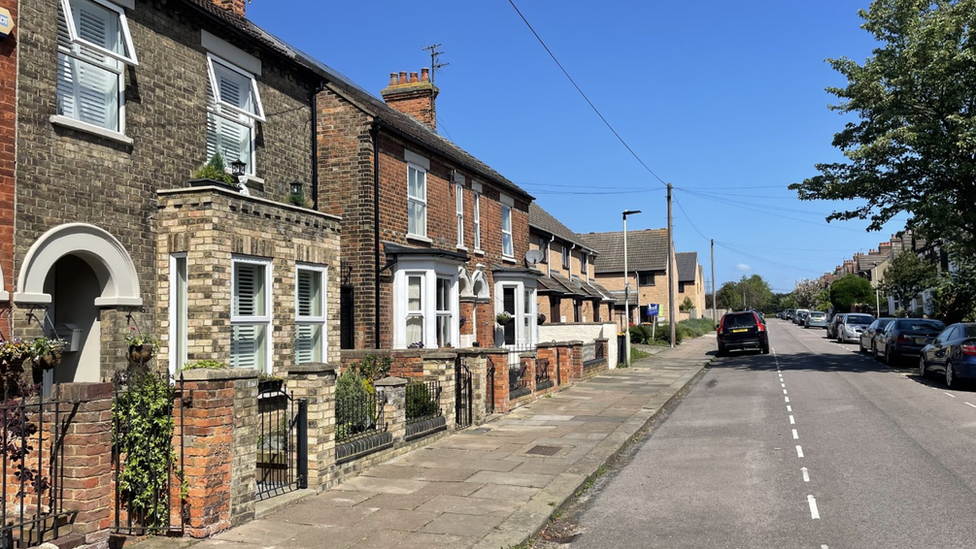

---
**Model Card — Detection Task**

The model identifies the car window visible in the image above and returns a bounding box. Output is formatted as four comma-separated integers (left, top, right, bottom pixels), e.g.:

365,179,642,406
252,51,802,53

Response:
724,314,757,328
939,326,957,343
877,318,895,330
867,320,878,330
896,319,945,332
847,314,873,324
965,325,976,338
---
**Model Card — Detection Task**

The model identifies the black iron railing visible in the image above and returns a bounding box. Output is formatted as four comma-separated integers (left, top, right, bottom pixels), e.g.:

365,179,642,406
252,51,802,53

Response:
256,384,308,501
536,358,553,391
509,364,530,400
486,362,495,415
405,380,441,424
335,390,380,445
0,386,72,547
455,358,473,429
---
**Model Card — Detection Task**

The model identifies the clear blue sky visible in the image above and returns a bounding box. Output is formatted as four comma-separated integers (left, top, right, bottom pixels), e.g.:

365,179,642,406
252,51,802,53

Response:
247,0,903,294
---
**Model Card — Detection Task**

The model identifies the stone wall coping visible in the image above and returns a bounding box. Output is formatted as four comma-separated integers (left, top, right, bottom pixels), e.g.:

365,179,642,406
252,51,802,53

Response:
287,362,340,375
567,340,584,345
456,347,509,355
159,185,342,223
180,368,258,381
544,321,609,327
375,376,408,388
422,352,458,360
519,351,538,358
536,340,584,348
594,337,609,342
59,382,114,402
341,349,454,360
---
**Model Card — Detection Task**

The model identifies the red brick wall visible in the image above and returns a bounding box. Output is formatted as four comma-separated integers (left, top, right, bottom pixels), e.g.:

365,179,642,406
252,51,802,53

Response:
0,0,16,300
181,378,234,537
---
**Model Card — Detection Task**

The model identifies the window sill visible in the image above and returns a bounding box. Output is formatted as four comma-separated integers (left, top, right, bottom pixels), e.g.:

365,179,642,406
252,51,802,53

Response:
51,115,133,146
457,245,469,252
473,249,486,256
502,255,516,264
407,234,433,244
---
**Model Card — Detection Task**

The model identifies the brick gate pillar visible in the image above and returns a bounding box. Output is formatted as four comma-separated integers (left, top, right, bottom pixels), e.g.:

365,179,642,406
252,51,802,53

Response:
286,362,338,491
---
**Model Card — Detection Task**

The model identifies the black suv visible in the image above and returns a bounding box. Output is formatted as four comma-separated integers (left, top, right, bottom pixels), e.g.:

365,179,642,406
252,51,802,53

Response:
717,311,769,356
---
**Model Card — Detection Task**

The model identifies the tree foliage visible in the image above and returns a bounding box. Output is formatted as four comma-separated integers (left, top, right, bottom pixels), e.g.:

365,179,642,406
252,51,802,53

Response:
933,252,976,322
881,251,938,311
789,0,976,253
792,279,822,309
716,275,774,311
829,275,873,312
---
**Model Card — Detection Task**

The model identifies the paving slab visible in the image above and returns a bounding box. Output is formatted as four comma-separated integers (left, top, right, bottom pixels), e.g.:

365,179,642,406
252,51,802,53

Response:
128,335,714,549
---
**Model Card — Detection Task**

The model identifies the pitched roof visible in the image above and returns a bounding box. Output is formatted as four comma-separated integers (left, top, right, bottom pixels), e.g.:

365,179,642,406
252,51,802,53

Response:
583,229,669,273
529,204,597,253
181,0,532,202
676,252,698,283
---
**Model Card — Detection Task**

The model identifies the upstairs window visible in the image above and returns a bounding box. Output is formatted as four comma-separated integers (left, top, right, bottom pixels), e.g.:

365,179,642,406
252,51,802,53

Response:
473,194,482,250
639,272,655,286
296,266,326,364
408,165,427,237
582,253,588,279
56,0,138,133
501,205,514,258
206,55,264,176
562,246,570,270
456,184,464,247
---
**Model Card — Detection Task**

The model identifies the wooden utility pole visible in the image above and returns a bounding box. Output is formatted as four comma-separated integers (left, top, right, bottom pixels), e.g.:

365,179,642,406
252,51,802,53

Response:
667,183,676,348
711,239,716,325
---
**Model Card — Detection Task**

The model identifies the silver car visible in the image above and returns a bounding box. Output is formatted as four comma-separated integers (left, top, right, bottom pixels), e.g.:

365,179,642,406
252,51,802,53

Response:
836,313,875,343
805,311,828,329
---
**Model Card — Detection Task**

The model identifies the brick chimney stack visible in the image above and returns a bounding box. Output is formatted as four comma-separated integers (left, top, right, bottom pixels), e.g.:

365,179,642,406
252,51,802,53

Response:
213,0,246,17
381,67,438,130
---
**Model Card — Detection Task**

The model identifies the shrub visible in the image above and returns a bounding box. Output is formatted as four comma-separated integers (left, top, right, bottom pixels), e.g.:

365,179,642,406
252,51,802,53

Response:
629,325,647,344
405,381,439,419
180,360,226,371
335,368,375,441
191,153,235,186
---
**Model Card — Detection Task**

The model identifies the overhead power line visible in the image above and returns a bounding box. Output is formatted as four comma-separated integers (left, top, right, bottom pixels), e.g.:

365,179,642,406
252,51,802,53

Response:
673,197,709,242
506,0,667,188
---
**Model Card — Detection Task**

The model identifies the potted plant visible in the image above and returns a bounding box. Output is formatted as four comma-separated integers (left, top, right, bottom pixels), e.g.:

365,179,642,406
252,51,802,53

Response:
189,153,236,188
31,337,64,371
124,327,159,365
495,312,514,326
0,338,32,373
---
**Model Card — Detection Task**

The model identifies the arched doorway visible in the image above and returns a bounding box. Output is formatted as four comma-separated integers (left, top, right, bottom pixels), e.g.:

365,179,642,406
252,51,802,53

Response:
15,224,142,383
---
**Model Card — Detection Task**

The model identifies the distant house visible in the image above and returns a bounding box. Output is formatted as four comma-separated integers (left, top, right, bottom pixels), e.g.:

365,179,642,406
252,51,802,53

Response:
583,229,676,328
675,252,706,318
528,204,614,325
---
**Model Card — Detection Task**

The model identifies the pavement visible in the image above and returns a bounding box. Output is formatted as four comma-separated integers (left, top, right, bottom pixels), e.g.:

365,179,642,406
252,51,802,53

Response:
131,336,715,549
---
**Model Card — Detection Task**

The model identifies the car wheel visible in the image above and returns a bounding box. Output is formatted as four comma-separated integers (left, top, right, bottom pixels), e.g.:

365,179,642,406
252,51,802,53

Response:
717,345,727,357
918,356,927,378
859,339,865,353
884,346,892,366
874,344,882,361
761,343,770,355
946,361,956,389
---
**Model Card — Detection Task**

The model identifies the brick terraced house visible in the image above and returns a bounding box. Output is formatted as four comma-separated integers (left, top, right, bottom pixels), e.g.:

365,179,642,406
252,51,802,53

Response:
8,0,342,382
314,66,539,355
528,203,614,324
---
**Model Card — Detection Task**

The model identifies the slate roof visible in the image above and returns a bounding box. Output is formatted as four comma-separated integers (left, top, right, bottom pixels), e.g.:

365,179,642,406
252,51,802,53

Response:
589,281,616,302
529,204,598,254
182,0,532,201
676,252,699,283
583,229,669,274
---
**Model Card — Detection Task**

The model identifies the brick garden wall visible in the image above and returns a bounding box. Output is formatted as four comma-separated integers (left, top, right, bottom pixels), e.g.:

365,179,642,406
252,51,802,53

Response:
0,0,15,302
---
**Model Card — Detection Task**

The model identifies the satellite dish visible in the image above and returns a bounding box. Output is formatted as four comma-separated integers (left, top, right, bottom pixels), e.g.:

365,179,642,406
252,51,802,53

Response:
525,249,545,266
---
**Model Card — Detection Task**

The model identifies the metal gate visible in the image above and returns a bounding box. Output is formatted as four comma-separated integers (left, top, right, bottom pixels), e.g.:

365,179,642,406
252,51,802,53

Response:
486,361,495,415
455,356,473,429
256,382,308,501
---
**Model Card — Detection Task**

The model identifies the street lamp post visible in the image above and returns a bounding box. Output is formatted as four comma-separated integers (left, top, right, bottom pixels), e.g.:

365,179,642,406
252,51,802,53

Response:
623,209,641,367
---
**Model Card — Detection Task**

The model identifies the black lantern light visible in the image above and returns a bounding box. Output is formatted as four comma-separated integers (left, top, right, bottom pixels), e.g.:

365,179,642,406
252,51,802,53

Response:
230,158,247,180
290,181,303,197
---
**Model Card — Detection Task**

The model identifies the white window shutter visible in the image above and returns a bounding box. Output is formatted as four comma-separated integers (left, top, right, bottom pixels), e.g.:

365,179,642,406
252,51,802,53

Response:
232,325,257,369
56,54,77,119
76,60,117,130
295,324,317,364
235,263,258,316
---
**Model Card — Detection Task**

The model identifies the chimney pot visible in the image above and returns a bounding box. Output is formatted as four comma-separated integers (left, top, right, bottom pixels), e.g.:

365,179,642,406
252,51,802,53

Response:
409,72,419,83
382,68,440,130
389,73,398,86
398,71,408,84
421,68,430,82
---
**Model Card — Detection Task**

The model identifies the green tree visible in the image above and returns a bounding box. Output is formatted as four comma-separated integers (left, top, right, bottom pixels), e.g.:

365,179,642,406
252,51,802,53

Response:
679,296,695,312
829,275,873,312
933,254,976,322
881,251,938,312
715,275,774,311
789,0,976,254
716,281,742,310
792,279,821,309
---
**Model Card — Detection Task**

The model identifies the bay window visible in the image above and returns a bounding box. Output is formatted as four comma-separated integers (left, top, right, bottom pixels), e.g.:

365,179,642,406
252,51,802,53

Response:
406,274,425,347
393,257,460,349
296,266,326,364
232,257,270,371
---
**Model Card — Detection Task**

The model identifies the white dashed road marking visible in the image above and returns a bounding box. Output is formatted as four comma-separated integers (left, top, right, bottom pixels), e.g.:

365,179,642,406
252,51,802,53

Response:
796,445,804,458
808,495,821,519
966,402,976,409
792,429,799,440
802,467,810,482
787,405,792,412
789,415,796,424
944,392,956,398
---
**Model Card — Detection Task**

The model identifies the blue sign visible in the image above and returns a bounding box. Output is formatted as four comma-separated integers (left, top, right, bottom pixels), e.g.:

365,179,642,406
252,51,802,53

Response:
647,304,660,316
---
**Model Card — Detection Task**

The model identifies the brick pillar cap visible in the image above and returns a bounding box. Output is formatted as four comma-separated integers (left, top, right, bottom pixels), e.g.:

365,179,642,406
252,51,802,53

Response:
466,347,510,355
423,352,458,360
287,362,339,375
180,368,258,381
536,342,558,348
375,376,408,388
519,351,538,358
594,337,609,342
59,382,113,402
567,340,584,345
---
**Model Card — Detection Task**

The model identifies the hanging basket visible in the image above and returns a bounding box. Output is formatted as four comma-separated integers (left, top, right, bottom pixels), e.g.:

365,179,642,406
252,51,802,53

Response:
1,357,26,375
537,313,547,326
127,344,157,365
33,352,62,371
495,314,514,326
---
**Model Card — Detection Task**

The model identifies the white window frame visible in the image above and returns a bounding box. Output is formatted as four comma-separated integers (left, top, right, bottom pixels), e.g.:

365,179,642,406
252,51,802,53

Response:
582,253,588,280
59,0,139,66
295,264,327,364
393,260,460,349
231,256,272,372
407,164,428,238
562,246,570,270
501,204,514,259
206,54,266,122
456,184,465,248
168,253,188,376
436,276,455,348
473,193,482,252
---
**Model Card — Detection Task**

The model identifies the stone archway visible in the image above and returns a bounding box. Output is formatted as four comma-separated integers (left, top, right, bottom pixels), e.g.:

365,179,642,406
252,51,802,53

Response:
15,224,142,383
15,223,142,306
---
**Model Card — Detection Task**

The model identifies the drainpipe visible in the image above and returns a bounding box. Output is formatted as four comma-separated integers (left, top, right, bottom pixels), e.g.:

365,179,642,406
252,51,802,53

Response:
311,83,324,211
547,235,555,277
370,121,381,348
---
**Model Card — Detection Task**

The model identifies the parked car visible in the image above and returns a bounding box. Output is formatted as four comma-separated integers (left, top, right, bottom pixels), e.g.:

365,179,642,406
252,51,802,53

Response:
785,309,795,321
861,317,896,353
875,319,946,365
805,311,828,329
836,313,875,343
717,310,770,356
795,309,810,325
826,314,844,338
919,323,976,389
